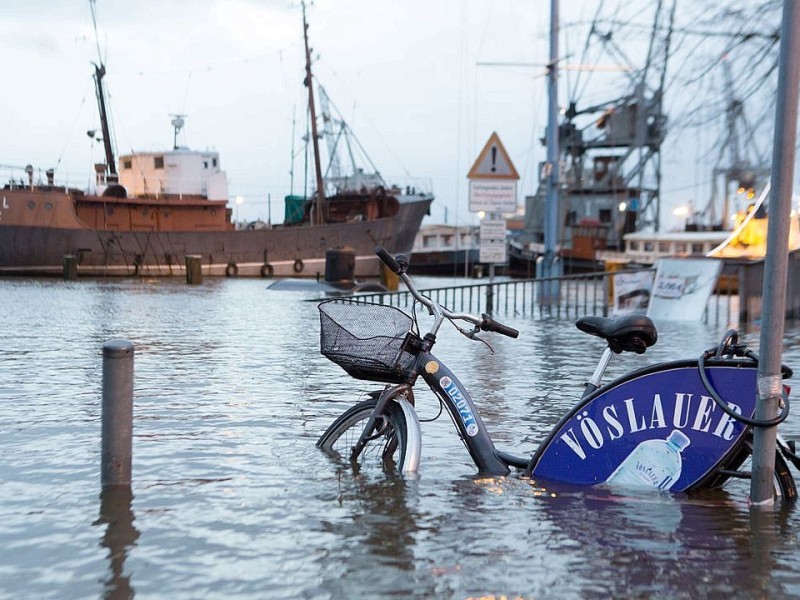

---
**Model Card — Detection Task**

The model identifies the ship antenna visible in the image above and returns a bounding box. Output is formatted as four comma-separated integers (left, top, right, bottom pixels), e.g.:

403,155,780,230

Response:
170,114,187,149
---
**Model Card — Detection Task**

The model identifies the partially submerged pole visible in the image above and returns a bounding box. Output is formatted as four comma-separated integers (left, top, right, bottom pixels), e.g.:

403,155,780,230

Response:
750,0,800,506
102,340,134,487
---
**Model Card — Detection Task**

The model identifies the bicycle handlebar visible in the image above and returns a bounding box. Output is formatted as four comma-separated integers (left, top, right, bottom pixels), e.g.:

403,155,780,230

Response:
374,245,520,339
375,245,402,274
480,314,520,338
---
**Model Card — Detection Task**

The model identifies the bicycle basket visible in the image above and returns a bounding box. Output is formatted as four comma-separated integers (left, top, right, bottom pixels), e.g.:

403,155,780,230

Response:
318,300,417,383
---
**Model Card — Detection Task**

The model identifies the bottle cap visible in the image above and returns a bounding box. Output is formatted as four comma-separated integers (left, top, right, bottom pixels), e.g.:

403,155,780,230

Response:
667,429,691,451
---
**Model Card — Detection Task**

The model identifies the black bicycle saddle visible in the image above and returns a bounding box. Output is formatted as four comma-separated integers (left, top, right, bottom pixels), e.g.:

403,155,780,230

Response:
575,314,658,354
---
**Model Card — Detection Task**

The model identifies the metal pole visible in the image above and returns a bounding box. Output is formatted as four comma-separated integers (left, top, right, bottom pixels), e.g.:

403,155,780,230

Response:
538,0,563,304
487,263,495,315
750,0,800,505
102,340,134,487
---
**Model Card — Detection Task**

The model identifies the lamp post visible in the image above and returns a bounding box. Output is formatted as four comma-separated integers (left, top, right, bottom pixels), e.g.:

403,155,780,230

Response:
234,195,244,228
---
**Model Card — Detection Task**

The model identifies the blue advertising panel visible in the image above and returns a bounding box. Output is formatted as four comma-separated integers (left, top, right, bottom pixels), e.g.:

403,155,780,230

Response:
530,364,757,492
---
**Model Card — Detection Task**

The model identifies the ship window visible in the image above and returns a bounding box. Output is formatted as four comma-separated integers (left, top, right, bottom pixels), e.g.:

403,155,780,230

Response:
675,243,687,253
213,158,218,167
565,210,577,226
599,209,612,223
423,235,436,248
44,202,53,211
204,161,208,169
692,243,704,254
154,156,164,169
123,160,132,169
644,242,654,252
658,242,670,253
27,200,35,209
629,241,639,251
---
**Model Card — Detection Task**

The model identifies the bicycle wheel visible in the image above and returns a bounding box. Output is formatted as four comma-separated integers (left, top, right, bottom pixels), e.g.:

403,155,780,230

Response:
710,433,797,501
317,398,409,473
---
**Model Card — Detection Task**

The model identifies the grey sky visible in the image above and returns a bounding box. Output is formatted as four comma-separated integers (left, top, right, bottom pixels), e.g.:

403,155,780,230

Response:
0,1,786,229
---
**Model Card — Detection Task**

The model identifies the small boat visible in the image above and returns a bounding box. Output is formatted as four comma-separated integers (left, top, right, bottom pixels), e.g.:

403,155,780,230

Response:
0,5,432,279
408,224,480,276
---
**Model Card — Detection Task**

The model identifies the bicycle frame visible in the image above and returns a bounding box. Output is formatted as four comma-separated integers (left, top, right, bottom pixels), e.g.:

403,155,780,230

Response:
418,352,512,475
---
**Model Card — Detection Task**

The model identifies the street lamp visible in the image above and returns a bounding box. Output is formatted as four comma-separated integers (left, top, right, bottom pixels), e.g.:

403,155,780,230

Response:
234,195,244,227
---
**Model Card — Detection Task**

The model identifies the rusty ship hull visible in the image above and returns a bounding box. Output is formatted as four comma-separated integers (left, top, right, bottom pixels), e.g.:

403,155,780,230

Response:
0,187,432,278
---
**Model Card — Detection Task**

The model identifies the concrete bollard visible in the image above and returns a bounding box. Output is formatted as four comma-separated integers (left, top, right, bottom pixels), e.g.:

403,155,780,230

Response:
102,340,134,487
185,254,202,285
62,255,78,280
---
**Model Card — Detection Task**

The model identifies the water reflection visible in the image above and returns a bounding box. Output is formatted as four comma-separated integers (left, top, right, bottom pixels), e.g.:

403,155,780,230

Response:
531,482,796,597
95,486,139,600
314,471,439,597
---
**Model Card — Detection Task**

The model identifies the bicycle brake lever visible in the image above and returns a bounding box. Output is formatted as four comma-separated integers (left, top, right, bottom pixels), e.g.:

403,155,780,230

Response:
456,325,495,353
456,325,480,340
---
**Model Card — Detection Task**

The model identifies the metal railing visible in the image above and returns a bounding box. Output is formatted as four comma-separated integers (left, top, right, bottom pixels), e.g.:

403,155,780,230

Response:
348,268,739,324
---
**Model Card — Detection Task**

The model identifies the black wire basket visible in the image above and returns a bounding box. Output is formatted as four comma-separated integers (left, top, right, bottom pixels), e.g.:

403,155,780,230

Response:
319,300,417,383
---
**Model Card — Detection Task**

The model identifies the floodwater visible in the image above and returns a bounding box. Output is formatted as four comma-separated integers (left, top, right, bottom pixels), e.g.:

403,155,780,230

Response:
2,276,800,599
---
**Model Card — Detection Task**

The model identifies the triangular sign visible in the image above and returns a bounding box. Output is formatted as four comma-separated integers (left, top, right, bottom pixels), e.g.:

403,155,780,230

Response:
467,132,519,180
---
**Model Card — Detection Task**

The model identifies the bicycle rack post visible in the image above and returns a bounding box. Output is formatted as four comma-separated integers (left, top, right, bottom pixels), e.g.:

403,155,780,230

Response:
102,340,134,488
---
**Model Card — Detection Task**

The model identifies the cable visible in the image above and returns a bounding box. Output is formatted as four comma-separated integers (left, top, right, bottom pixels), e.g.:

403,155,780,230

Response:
697,346,789,428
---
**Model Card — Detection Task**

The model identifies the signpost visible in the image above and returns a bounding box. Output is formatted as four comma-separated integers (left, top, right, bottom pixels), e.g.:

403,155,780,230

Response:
467,132,519,313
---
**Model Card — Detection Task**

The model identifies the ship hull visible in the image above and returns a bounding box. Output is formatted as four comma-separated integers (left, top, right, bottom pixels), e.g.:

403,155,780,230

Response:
0,193,432,278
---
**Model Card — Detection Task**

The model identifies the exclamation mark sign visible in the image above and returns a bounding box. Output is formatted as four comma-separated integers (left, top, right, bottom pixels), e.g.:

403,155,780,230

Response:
490,147,497,173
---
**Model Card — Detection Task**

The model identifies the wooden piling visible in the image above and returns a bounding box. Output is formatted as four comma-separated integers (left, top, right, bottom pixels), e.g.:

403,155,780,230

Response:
185,255,202,285
62,255,78,280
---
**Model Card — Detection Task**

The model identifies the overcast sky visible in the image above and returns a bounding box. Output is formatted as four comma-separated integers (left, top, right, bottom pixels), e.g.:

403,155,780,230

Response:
0,0,788,229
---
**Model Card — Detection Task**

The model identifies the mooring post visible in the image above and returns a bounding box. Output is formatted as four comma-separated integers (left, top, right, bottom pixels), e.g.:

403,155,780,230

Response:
62,255,78,280
102,340,134,487
185,254,202,285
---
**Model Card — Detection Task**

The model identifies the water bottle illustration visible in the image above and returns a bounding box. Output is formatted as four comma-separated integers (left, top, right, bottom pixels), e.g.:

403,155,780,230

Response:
605,430,691,491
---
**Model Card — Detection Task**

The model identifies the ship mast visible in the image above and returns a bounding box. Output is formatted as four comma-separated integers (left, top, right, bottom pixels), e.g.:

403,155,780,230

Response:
92,64,117,183
89,0,117,184
302,2,326,226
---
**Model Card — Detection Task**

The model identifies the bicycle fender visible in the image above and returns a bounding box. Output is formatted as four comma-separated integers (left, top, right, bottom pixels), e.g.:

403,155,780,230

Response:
394,397,422,474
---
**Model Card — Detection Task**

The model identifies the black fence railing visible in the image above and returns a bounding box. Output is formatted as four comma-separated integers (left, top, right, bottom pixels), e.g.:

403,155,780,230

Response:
351,269,735,324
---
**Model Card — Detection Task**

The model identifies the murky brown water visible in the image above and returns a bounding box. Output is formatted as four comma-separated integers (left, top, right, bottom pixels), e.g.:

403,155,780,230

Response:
2,276,800,599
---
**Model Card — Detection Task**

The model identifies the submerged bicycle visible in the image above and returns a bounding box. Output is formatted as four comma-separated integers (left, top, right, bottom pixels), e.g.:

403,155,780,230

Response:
317,246,800,499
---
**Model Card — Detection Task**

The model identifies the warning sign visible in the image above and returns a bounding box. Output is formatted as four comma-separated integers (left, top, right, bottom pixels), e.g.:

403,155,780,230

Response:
467,132,519,180
468,132,519,213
